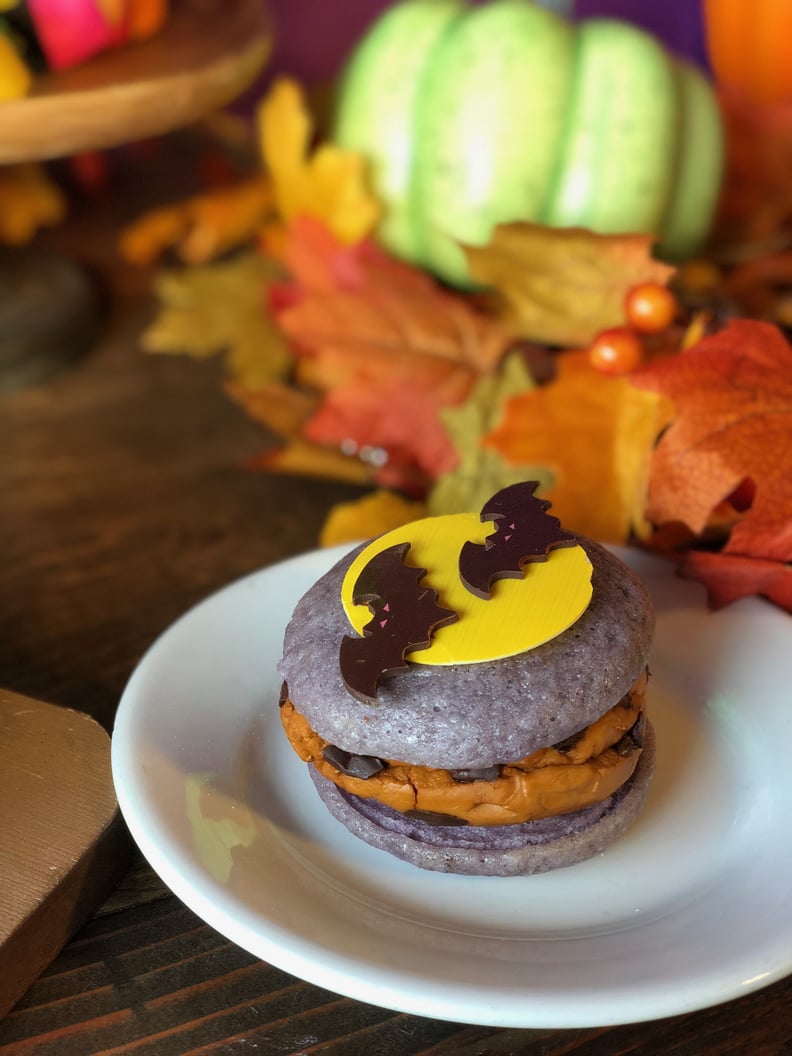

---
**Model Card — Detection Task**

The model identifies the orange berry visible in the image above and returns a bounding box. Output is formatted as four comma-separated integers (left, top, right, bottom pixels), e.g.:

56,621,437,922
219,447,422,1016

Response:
625,282,678,333
588,328,644,376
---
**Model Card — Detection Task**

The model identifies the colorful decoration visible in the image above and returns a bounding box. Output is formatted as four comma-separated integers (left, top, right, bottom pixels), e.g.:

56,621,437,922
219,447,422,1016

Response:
339,542,457,703
124,58,792,615
341,508,593,667
333,0,724,284
458,482,576,600
27,0,168,70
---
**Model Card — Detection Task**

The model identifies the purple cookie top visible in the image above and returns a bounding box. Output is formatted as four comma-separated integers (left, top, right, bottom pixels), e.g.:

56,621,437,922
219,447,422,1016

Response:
278,538,654,768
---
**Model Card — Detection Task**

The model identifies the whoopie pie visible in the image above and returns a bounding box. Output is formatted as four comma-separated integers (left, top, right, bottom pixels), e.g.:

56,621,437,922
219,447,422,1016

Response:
278,482,655,876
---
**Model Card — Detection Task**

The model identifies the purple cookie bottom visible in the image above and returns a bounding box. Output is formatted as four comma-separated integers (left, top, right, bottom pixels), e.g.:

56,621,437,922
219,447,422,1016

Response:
308,721,655,876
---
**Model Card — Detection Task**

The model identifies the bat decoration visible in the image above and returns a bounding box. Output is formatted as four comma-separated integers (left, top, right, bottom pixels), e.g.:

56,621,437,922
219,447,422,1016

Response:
340,542,458,704
459,482,577,599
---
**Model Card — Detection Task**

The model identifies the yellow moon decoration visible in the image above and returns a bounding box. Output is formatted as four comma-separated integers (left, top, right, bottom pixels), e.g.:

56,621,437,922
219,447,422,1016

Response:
341,512,593,666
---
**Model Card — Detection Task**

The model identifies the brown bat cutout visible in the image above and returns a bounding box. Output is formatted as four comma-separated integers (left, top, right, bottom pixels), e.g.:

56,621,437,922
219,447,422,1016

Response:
459,482,577,599
339,542,458,704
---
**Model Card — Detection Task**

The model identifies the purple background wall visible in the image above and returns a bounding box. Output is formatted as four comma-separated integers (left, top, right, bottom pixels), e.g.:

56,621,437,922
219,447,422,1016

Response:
265,0,708,86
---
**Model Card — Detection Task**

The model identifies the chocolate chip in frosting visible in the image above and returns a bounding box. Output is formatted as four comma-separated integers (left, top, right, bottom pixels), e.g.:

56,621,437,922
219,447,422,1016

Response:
322,744,385,779
450,766,501,783
553,728,585,753
279,681,289,708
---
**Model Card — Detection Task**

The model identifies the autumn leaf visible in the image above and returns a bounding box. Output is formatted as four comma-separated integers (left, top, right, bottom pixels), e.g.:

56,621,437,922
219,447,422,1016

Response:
427,350,551,517
226,380,318,440
303,379,462,493
0,163,65,244
485,350,672,542
119,177,274,266
680,551,792,612
257,78,380,244
250,438,376,486
320,490,425,548
462,223,674,347
277,218,508,374
142,252,292,387
272,218,511,491
632,319,792,562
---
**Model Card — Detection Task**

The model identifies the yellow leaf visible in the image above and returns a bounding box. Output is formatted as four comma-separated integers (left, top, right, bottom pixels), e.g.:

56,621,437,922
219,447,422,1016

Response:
427,351,552,516
0,164,66,245
119,177,273,266
320,490,425,548
257,77,380,244
142,252,292,388
463,223,675,348
254,439,376,487
486,350,672,543
0,35,31,101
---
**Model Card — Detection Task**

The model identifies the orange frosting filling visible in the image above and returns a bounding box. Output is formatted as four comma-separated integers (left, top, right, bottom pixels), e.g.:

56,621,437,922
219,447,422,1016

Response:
281,671,647,826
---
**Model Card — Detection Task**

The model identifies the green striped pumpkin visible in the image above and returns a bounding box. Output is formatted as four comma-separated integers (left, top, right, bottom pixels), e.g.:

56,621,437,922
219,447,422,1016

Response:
334,0,723,285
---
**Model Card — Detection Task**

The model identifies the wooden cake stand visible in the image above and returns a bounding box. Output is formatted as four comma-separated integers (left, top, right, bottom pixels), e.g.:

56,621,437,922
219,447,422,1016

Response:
0,0,272,389
0,0,272,163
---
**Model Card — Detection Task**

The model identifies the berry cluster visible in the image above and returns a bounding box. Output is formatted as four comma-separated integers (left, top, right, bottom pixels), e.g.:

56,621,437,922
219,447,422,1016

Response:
588,283,679,376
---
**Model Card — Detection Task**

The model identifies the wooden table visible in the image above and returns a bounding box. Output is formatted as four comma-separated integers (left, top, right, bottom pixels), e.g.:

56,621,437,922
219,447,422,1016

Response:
1,187,791,1056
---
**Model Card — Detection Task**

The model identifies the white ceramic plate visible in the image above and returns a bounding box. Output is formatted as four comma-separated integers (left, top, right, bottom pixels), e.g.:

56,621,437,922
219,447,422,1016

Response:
112,544,792,1029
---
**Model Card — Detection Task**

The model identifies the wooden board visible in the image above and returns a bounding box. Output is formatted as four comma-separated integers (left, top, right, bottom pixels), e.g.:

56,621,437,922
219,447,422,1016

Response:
0,0,272,163
0,689,130,1018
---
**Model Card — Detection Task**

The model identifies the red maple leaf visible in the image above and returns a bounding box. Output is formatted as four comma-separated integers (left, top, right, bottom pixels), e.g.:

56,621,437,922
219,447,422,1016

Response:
680,551,792,611
303,379,462,490
269,218,510,491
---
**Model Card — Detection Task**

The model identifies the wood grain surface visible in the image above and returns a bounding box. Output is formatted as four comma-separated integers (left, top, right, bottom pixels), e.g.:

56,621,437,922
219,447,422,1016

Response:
0,153,790,1055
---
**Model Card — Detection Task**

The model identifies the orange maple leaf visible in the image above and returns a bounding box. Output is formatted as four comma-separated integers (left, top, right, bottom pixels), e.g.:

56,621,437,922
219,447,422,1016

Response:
632,319,792,562
271,218,511,491
485,349,670,542
119,177,274,266
462,223,674,347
